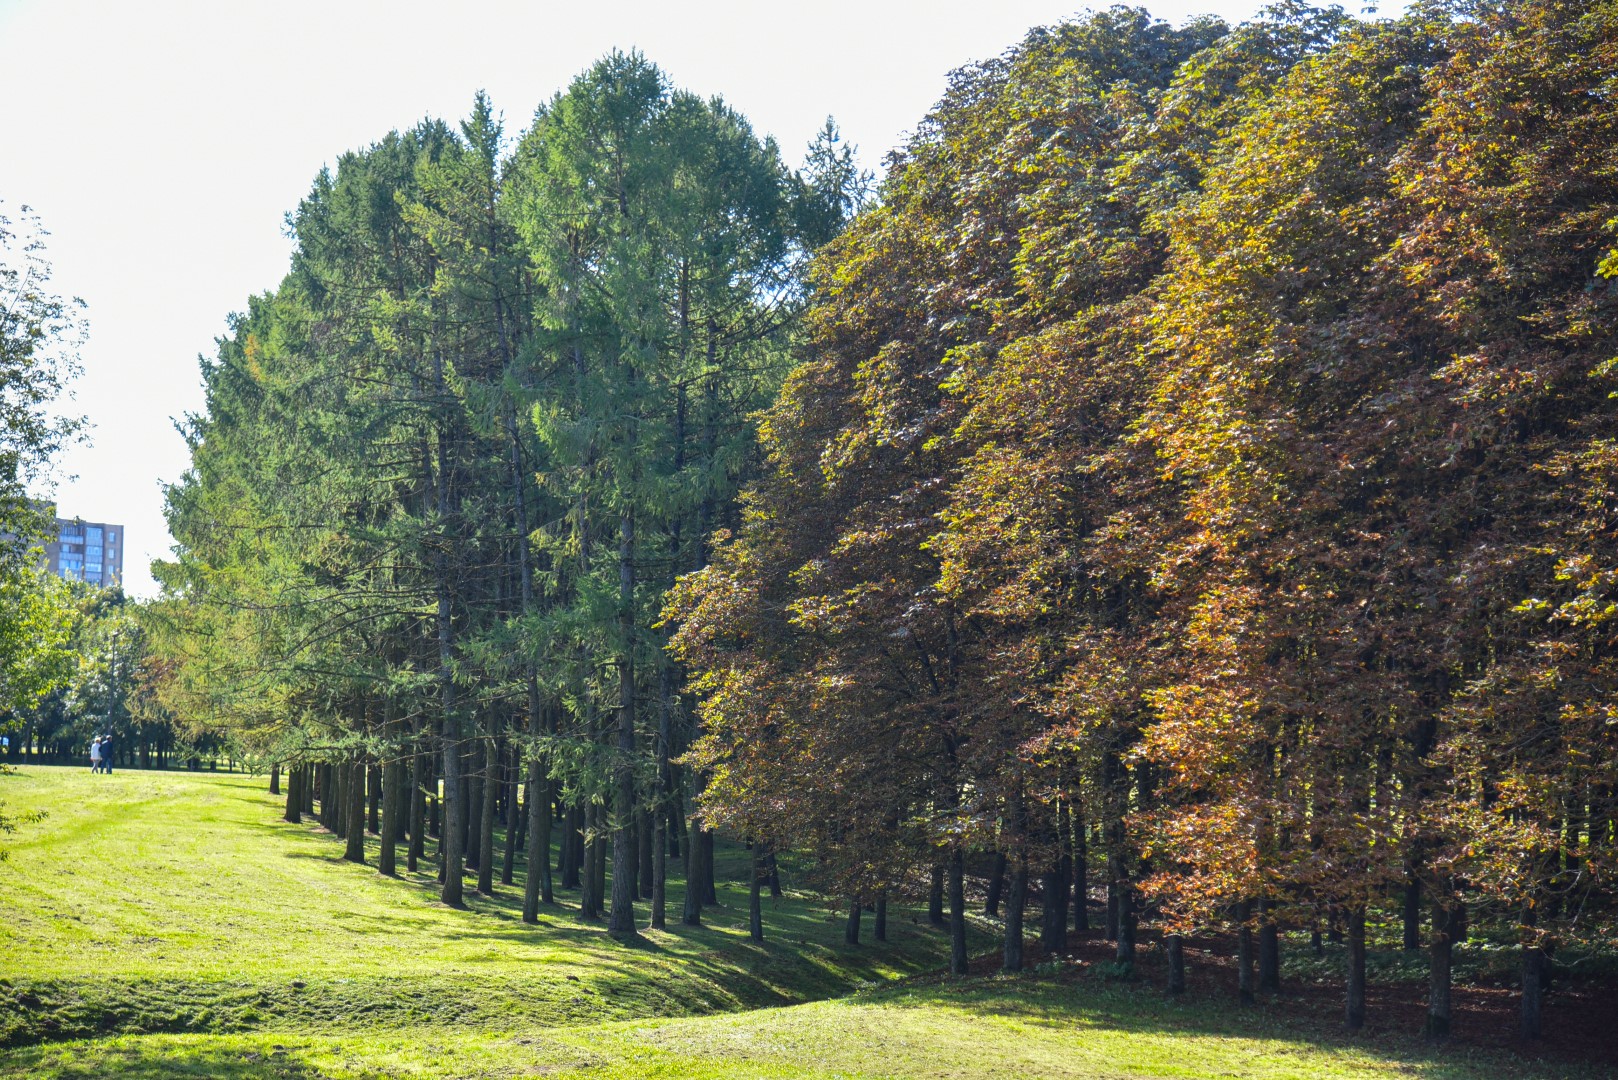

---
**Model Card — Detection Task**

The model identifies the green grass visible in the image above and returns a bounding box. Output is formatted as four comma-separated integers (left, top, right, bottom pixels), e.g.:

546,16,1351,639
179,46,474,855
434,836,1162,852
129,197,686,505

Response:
0,766,1596,1079
0,765,952,1045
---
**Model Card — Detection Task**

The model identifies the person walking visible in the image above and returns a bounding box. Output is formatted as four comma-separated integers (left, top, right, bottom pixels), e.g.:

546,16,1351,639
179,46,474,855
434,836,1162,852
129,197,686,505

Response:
100,734,114,774
89,737,103,774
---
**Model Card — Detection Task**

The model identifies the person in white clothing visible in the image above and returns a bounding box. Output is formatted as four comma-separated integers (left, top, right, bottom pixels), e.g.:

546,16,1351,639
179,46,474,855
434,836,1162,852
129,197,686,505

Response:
89,737,103,774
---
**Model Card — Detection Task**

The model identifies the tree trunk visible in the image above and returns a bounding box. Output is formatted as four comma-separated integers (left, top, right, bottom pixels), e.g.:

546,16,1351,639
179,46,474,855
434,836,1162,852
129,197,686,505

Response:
1072,810,1089,933
651,809,668,929
1427,894,1458,1039
440,725,465,906
1166,933,1186,995
580,802,600,918
408,749,424,873
1403,876,1422,952
477,740,497,896
284,766,301,824
1258,898,1281,994
985,850,1006,917
1346,906,1367,1031
844,897,861,945
1041,851,1069,953
638,808,654,900
379,757,401,876
344,760,366,864
465,758,483,874
1004,852,1027,973
269,765,280,796
561,803,582,889
609,508,638,937
748,846,764,942
949,849,968,976
1521,940,1545,1042
682,821,707,926
1113,860,1135,965
523,768,553,920
1237,900,1256,1005
367,763,381,835
501,746,518,887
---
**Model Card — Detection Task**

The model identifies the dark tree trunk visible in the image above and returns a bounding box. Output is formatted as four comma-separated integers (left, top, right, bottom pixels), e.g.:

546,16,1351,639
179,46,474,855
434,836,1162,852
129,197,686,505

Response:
1237,900,1256,1005
523,767,553,921
1004,852,1027,973
270,765,280,796
408,749,424,873
609,508,638,937
1427,894,1460,1039
1521,941,1545,1042
651,809,668,929
465,758,483,874
1041,853,1069,953
638,808,654,899
748,846,764,942
344,760,366,864
844,897,861,945
379,757,401,876
477,741,497,896
283,766,301,824
1166,933,1186,995
985,851,1006,917
501,745,518,886
1072,811,1089,933
1259,898,1281,994
367,763,381,835
928,865,945,926
1113,862,1135,965
948,850,968,976
682,822,708,926
1403,876,1422,952
1346,906,1367,1031
561,803,582,889
580,802,601,918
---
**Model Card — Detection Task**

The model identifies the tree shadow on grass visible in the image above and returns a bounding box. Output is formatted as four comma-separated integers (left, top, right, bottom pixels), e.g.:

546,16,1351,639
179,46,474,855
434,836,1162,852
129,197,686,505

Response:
2,1042,328,1080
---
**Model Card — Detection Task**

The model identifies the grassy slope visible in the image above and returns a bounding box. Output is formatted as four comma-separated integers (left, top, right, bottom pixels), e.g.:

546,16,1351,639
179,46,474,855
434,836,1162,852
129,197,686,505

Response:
0,766,1596,1079
0,765,951,1043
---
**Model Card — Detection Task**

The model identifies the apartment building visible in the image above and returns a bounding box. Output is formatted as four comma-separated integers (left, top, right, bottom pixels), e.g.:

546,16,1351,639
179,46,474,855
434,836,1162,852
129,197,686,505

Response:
43,516,124,587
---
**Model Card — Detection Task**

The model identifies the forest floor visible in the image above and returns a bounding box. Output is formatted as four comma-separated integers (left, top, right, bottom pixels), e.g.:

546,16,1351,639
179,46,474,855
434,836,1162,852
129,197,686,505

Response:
0,765,1608,1079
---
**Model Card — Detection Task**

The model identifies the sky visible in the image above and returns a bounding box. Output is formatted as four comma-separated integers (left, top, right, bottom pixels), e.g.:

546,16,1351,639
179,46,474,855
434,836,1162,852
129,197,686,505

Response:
0,0,1391,597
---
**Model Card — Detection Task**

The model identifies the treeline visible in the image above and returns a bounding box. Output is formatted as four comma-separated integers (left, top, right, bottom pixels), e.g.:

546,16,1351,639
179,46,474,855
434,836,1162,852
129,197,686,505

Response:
153,56,862,926
666,0,1618,1044
154,0,1617,1049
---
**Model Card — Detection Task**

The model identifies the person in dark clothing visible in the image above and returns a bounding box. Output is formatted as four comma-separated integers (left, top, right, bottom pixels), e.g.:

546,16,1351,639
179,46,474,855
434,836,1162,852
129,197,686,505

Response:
100,735,114,774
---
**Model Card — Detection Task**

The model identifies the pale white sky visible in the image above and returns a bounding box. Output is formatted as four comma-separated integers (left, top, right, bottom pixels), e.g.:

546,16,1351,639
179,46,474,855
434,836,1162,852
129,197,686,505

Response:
1,0,1387,597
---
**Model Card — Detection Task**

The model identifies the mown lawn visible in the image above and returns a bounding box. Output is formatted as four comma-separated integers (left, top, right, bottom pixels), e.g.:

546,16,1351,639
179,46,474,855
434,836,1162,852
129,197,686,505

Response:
0,766,1598,1078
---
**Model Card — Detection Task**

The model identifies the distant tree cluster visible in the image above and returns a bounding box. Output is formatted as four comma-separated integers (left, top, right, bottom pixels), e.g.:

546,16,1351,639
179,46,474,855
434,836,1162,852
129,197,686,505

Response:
667,0,1618,1042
